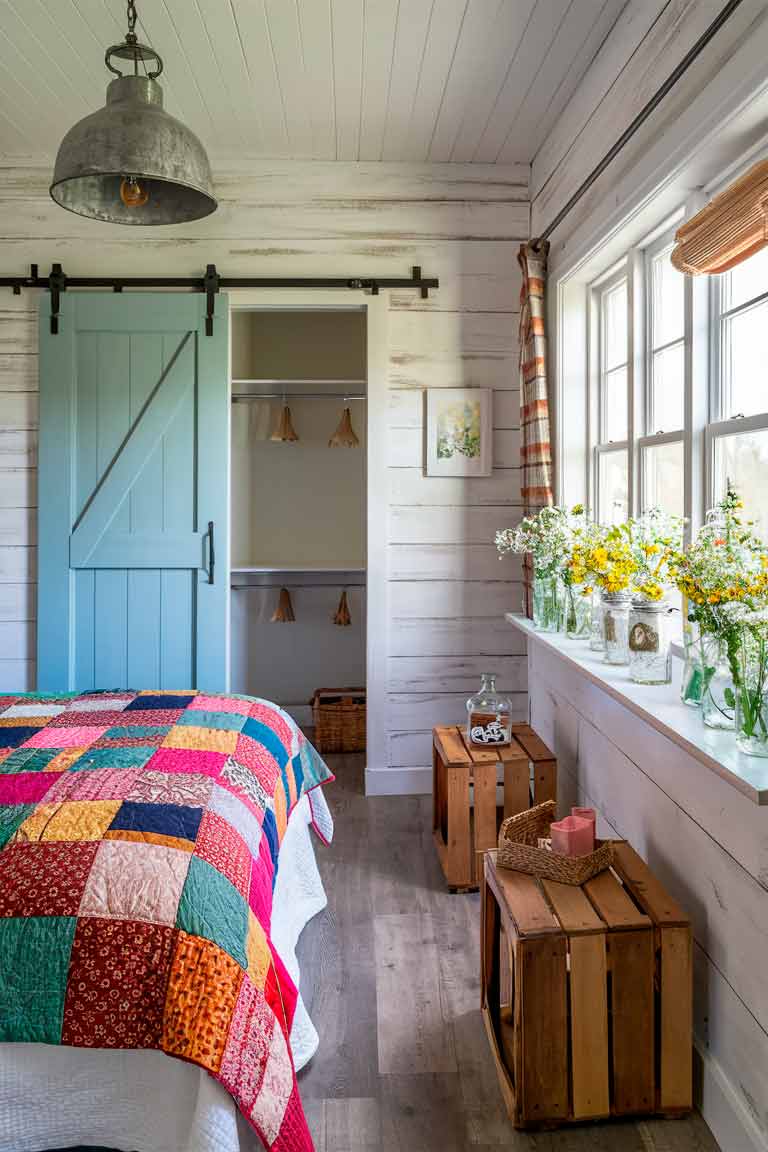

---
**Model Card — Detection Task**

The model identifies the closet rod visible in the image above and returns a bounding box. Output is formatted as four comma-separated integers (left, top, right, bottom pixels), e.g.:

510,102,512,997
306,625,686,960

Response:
232,393,366,402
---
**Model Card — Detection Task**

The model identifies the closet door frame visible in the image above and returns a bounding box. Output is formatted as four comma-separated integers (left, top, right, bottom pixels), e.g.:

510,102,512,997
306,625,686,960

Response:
228,291,388,789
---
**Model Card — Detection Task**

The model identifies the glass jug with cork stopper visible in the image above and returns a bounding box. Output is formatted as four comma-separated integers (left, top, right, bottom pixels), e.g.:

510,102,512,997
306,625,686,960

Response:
466,672,512,747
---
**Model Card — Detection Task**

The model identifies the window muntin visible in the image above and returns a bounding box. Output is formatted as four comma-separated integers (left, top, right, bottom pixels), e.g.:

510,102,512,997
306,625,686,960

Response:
648,243,685,435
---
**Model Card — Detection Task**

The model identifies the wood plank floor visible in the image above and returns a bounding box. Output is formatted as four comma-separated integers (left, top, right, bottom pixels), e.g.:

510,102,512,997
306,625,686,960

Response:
297,754,720,1152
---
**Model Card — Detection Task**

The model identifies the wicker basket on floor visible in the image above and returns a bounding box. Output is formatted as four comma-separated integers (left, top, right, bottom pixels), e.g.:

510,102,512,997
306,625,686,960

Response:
311,688,366,754
497,799,614,885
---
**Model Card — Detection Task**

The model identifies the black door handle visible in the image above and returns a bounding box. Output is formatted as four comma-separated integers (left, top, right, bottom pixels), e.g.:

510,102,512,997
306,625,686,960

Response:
206,520,215,585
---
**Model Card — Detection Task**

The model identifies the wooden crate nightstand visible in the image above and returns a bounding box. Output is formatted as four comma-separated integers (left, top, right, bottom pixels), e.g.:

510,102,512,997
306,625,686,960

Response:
432,723,557,891
481,845,693,1129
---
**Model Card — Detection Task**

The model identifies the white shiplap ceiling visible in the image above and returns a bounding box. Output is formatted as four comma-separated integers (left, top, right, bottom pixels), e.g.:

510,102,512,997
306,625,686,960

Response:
0,0,627,164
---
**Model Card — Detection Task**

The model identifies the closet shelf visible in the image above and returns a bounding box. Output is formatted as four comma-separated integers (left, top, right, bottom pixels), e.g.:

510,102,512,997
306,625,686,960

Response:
231,566,366,590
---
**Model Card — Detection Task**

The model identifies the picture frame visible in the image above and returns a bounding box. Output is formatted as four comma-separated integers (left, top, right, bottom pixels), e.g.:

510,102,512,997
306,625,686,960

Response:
425,387,492,477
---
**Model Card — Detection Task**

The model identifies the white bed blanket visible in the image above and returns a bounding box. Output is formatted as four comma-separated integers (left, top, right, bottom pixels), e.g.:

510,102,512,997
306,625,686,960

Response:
0,788,332,1152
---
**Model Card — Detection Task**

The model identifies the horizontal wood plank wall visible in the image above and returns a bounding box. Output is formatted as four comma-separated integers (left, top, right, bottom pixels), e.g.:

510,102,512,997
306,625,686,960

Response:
0,161,529,790
527,641,768,1152
530,0,768,243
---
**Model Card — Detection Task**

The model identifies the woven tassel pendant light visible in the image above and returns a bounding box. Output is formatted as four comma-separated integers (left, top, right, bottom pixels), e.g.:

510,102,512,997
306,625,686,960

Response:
270,405,299,443
271,587,295,622
333,589,351,627
328,407,359,448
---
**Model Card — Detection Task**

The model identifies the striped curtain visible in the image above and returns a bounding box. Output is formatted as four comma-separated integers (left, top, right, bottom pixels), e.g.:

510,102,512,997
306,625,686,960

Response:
518,241,554,615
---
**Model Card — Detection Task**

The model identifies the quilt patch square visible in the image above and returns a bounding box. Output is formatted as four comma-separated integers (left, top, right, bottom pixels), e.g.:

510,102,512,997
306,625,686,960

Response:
62,697,132,713
49,710,130,729
177,710,248,733
101,725,171,744
0,703,67,720
222,755,273,816
80,839,191,925
12,799,122,843
44,766,143,803
126,770,214,807
163,725,238,756
188,694,251,715
245,911,271,990
162,930,243,1073
0,916,77,1043
195,810,251,899
247,702,296,753
125,694,195,712
0,772,56,805
0,841,99,917
144,748,226,778
25,726,105,750
0,726,45,749
62,917,176,1048
44,748,89,773
0,747,59,774
177,855,248,968
241,718,290,772
108,801,203,845
0,803,36,849
209,783,263,857
70,746,157,771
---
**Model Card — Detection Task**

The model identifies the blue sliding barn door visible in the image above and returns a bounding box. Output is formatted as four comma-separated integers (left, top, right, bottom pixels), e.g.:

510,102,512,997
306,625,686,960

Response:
37,293,229,693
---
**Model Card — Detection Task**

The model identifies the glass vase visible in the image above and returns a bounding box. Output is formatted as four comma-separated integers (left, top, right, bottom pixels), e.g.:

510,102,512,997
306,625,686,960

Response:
532,573,560,633
700,635,735,731
589,588,605,652
562,583,591,639
601,592,631,666
466,672,513,748
735,630,768,757
680,621,704,707
628,599,672,685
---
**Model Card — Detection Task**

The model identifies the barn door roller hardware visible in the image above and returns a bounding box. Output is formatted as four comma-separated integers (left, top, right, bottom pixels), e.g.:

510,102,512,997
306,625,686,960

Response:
0,263,438,335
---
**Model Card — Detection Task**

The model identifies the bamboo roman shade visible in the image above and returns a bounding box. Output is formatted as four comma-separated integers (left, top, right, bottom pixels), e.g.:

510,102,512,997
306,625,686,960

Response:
671,158,768,275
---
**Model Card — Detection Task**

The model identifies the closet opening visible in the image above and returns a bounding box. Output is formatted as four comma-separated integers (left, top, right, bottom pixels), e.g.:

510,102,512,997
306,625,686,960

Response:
229,304,369,791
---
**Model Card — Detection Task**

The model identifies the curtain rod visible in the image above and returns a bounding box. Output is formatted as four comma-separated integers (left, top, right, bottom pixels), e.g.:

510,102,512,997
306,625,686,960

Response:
534,0,746,246
0,263,438,335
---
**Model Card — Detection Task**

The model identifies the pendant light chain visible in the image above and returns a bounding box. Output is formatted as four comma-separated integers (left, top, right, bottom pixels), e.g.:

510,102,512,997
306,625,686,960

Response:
126,0,138,39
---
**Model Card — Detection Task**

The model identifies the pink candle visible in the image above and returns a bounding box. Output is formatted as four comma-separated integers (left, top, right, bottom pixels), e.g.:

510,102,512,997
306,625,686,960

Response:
550,814,594,857
572,806,596,835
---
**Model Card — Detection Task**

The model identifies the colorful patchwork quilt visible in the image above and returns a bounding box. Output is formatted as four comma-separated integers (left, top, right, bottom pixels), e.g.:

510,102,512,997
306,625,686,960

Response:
0,690,333,1152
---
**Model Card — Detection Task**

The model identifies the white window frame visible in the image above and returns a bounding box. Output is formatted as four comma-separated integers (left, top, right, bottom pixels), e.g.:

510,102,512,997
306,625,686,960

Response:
589,264,630,523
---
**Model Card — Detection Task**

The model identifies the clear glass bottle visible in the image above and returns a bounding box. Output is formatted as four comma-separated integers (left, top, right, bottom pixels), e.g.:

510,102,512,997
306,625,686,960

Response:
629,599,672,685
589,587,605,652
466,672,512,747
601,591,631,665
680,619,704,707
735,630,768,757
532,572,560,633
700,634,735,730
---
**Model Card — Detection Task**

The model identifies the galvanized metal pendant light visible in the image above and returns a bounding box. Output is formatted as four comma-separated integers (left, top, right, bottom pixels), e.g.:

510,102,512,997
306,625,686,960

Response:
50,1,216,226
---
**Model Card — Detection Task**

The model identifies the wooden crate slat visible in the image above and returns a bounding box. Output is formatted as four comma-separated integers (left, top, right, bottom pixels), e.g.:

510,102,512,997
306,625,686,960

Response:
511,723,555,762
519,935,569,1123
660,925,694,1112
434,724,472,766
498,739,529,764
473,759,498,876
569,933,610,1120
610,928,656,1115
492,863,561,938
541,878,605,935
532,758,557,804
503,757,530,819
611,840,690,927
584,869,652,931
444,759,471,888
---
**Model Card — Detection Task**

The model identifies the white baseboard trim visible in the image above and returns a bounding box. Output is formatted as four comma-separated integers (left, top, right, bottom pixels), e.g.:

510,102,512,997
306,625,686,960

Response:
695,1039,767,1152
365,766,432,795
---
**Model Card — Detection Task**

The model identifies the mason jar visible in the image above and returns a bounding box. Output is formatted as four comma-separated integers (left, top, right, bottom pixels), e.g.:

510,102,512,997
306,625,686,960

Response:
680,620,704,707
628,599,672,685
589,587,605,652
601,592,631,665
562,582,591,639
532,572,560,633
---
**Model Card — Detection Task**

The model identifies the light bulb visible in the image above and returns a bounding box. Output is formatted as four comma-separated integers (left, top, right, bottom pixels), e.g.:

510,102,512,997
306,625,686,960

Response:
120,175,149,209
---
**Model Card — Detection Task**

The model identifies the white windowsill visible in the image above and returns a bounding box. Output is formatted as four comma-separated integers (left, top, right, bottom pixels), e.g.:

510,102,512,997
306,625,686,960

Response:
505,613,768,807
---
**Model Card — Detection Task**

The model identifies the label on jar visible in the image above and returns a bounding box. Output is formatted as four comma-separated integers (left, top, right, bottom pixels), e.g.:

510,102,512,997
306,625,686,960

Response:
469,711,511,746
629,621,659,653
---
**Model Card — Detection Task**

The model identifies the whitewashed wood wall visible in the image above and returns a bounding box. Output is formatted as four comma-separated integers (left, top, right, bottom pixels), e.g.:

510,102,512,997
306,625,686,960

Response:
0,160,528,792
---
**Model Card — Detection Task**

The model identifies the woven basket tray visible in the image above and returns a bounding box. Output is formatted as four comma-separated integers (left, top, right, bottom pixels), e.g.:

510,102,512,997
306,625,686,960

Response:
497,799,614,886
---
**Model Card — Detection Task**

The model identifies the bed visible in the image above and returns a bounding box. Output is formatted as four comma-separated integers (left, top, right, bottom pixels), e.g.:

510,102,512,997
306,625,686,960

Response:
0,690,334,1152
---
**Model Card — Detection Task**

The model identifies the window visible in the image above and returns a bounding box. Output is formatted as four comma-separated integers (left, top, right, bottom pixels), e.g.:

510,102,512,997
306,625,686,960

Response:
709,248,768,536
594,274,629,523
585,226,768,536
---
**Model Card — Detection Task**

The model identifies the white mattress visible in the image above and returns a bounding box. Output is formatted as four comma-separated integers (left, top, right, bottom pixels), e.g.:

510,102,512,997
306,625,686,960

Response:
0,788,332,1152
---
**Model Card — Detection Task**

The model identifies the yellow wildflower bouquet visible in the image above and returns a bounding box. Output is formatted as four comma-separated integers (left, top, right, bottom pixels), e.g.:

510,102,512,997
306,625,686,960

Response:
627,508,685,602
586,525,638,595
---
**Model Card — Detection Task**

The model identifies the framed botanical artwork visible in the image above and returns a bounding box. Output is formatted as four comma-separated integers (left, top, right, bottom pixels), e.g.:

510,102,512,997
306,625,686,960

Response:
425,387,492,477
